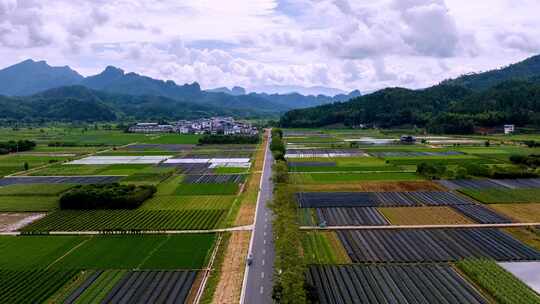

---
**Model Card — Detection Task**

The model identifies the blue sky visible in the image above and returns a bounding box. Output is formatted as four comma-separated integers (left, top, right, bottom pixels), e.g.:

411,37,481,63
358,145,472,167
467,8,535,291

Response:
0,0,539,94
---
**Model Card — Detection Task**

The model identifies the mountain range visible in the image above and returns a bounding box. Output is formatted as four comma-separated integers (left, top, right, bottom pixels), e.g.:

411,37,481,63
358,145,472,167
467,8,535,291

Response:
281,54,540,133
0,59,361,121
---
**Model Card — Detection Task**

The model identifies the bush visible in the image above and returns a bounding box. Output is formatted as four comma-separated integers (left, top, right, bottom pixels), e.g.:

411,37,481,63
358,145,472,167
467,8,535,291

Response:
59,183,156,209
510,154,540,168
0,140,36,154
416,162,447,179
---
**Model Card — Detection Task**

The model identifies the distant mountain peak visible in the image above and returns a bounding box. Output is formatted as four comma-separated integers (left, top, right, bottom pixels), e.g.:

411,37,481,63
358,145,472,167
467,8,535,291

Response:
102,66,125,76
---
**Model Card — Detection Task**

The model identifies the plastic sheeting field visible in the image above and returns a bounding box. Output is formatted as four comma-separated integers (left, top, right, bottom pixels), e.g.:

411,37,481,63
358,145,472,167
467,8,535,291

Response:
68,156,172,165
296,191,474,208
315,207,388,226
307,264,488,304
337,228,540,262
0,176,122,186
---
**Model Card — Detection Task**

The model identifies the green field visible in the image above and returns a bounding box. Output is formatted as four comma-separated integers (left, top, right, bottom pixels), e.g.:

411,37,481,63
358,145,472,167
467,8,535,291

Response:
302,232,350,264
0,196,59,211
457,259,540,304
176,183,239,195
142,195,235,210
0,234,215,270
65,270,127,304
0,269,80,304
21,209,225,231
290,172,421,184
0,184,74,196
460,188,540,204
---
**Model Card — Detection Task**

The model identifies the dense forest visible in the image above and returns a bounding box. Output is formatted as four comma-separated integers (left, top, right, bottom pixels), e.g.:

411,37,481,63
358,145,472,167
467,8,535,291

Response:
281,54,540,133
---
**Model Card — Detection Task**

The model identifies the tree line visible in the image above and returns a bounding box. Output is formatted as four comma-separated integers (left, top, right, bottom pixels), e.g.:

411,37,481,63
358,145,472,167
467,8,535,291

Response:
0,140,36,154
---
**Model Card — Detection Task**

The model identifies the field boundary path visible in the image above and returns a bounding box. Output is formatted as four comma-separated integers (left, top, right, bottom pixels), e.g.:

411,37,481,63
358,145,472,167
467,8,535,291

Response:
240,130,275,304
0,225,254,236
301,222,540,230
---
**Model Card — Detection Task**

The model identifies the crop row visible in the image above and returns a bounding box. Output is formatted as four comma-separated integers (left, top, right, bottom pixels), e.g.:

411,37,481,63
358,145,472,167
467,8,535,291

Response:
21,209,224,231
457,259,540,304
176,183,239,195
0,269,79,304
65,270,197,304
337,228,540,262
307,264,487,304
440,178,540,190
296,191,474,208
371,151,465,157
182,174,246,184
450,204,512,224
0,176,122,186
315,207,388,226
160,163,212,174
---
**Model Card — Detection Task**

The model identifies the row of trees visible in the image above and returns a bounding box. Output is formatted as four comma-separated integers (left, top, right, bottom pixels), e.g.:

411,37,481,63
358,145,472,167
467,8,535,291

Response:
59,183,156,209
0,140,36,155
417,161,538,180
270,128,286,160
269,128,316,303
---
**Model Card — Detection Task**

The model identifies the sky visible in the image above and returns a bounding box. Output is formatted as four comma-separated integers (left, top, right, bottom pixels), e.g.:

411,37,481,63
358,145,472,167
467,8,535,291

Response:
0,0,539,94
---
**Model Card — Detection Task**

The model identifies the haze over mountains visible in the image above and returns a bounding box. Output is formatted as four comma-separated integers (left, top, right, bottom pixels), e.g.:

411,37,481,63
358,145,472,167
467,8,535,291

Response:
0,59,361,121
281,54,540,133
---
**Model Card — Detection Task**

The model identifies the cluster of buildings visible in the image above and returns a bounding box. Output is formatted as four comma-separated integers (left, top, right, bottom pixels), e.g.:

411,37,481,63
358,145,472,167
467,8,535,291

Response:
128,117,259,136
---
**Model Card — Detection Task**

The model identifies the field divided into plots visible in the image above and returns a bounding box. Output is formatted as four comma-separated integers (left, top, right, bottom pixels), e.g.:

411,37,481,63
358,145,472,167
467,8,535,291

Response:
337,228,540,262
296,191,474,208
307,264,488,304
21,209,224,232
283,135,540,302
63,270,197,304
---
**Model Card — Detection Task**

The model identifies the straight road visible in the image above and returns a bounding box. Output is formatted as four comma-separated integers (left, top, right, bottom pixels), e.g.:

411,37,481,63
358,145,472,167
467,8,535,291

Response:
241,131,275,304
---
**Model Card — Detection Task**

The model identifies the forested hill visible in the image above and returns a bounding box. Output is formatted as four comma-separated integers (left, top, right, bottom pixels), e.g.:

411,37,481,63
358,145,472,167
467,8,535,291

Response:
281,54,540,133
280,80,540,133
0,86,260,122
442,54,540,91
0,60,361,116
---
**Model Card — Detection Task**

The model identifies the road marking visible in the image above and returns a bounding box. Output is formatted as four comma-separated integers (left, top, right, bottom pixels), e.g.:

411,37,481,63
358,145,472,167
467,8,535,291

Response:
263,231,267,236
261,272,265,278
265,218,267,222
260,286,264,294
262,259,265,265
263,249,266,255
263,239,266,244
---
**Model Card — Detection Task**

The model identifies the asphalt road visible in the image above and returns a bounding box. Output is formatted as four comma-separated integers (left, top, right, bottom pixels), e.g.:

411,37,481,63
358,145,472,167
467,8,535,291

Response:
241,133,275,304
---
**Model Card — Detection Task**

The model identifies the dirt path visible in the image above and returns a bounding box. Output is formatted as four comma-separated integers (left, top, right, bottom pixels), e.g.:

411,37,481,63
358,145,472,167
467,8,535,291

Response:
301,222,540,230
211,231,251,303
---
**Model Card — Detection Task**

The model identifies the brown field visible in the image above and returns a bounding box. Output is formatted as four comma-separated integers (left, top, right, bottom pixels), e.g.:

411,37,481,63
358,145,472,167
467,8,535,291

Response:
0,212,45,232
379,207,473,225
490,203,540,223
295,181,445,192
211,231,250,304
325,232,352,264
503,227,540,251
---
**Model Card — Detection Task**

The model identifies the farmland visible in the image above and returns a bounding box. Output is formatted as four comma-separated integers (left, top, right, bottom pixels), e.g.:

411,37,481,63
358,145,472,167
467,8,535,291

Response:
279,128,540,303
0,234,215,270
307,264,488,304
21,209,224,232
379,206,473,225
457,259,540,304
0,126,263,304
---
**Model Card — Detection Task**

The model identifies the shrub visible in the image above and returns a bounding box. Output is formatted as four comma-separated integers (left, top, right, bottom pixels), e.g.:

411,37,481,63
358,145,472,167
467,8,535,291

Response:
59,183,156,209
416,162,446,179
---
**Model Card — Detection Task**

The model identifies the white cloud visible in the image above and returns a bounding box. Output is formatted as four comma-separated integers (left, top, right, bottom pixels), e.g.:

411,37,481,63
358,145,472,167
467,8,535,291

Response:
0,0,538,93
